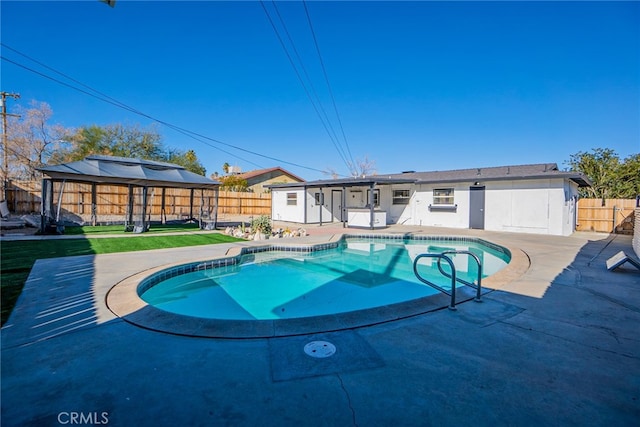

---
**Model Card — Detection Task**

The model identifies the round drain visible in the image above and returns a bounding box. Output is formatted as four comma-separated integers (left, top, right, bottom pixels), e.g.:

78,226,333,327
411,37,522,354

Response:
304,341,336,358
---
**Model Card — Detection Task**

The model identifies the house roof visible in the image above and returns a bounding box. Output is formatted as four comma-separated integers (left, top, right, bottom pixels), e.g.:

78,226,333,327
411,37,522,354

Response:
236,167,305,183
38,155,220,189
391,163,592,187
266,163,592,189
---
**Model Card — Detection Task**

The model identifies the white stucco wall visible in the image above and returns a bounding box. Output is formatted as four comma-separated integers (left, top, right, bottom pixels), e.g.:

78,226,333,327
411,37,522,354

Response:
404,178,577,236
271,188,305,222
484,178,576,235
410,183,471,228
272,178,579,236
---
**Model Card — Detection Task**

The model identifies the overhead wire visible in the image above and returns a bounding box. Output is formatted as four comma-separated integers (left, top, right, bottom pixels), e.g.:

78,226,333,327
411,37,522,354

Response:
302,0,356,170
1,43,331,175
259,0,353,173
270,0,347,161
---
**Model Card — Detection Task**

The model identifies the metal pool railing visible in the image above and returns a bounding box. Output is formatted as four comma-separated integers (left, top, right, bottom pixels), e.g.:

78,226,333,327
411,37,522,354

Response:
412,250,484,310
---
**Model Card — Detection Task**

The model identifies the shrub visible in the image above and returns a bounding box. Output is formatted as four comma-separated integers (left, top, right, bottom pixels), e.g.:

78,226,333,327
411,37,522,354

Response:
250,215,272,235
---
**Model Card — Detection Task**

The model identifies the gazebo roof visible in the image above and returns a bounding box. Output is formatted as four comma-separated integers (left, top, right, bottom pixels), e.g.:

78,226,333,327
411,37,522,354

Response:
38,155,219,189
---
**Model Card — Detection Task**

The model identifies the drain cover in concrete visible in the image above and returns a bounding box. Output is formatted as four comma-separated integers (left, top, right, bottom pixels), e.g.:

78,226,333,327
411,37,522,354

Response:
269,331,384,382
304,341,336,358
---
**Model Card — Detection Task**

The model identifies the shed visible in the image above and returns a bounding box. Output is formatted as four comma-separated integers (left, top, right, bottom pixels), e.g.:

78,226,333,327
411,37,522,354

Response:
37,155,221,233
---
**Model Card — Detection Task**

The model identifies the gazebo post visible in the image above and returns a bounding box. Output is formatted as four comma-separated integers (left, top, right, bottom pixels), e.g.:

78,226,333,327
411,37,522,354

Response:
213,187,219,228
127,185,134,230
141,186,148,232
199,189,204,228
91,183,97,226
189,189,194,221
160,188,166,224
40,178,53,234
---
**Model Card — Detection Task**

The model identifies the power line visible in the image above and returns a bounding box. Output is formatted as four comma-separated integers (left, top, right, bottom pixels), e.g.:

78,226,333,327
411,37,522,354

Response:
270,1,347,162
1,45,331,175
259,1,352,172
302,0,356,170
0,47,265,170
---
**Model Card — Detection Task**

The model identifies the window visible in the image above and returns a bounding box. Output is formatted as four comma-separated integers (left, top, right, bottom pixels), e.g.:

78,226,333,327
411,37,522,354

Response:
366,189,380,207
286,192,297,206
314,192,324,205
392,189,410,205
433,188,454,205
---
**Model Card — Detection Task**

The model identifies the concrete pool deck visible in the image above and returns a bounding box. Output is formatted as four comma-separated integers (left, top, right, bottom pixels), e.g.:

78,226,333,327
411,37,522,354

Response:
1,225,639,426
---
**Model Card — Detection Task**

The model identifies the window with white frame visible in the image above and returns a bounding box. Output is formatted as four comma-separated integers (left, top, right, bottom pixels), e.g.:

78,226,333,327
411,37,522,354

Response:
392,189,410,205
433,188,454,205
286,192,297,206
314,192,323,205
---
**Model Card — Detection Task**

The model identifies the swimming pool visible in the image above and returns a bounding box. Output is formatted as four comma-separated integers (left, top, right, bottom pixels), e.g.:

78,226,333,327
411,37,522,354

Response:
138,235,510,321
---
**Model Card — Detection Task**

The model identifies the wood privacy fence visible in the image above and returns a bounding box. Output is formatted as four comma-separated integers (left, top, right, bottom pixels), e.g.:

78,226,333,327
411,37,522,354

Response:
576,198,637,234
4,180,272,224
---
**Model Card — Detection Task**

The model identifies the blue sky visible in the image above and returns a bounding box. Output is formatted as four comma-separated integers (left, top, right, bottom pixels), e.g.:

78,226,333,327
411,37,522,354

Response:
2,1,639,180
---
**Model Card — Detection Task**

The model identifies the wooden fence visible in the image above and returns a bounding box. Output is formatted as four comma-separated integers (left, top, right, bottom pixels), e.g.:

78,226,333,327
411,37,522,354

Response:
4,180,272,224
576,198,636,234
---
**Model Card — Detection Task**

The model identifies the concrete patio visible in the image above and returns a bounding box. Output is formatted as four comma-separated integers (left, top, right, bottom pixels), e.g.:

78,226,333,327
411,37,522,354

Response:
1,225,639,426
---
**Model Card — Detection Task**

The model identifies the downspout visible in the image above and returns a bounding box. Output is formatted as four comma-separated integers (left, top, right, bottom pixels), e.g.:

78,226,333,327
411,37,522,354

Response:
319,186,323,226
342,186,347,228
303,186,308,224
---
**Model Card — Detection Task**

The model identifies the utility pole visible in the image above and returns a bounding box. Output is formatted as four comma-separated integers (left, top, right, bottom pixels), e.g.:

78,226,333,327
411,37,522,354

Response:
1,91,20,201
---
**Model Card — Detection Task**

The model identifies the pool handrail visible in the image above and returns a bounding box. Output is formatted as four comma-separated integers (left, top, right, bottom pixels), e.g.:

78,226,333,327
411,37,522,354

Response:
436,250,483,302
412,253,457,310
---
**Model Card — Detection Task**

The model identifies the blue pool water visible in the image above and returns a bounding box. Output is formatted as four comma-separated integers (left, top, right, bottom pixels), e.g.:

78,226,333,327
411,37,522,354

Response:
140,237,510,320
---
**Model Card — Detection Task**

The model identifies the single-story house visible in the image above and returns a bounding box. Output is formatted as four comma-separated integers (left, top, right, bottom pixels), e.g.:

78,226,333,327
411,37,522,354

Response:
267,163,591,236
236,167,305,193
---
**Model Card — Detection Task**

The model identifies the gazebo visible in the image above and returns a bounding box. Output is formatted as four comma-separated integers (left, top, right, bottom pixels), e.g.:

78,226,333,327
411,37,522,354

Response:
37,155,221,233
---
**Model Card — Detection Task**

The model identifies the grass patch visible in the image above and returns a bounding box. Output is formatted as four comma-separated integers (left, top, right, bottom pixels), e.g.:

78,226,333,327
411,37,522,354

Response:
64,223,201,235
0,232,244,325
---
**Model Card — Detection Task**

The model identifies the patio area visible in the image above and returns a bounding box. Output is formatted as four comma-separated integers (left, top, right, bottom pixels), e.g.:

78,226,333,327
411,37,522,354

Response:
1,225,639,426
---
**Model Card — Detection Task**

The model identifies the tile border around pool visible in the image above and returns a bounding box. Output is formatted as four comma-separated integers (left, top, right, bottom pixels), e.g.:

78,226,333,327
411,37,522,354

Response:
105,233,530,339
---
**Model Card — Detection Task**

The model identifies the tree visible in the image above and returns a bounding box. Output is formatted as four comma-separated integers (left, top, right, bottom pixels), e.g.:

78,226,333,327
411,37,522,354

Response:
6,101,73,179
167,149,206,176
324,155,378,179
566,148,640,199
222,162,230,174
218,175,248,191
349,155,377,177
615,153,640,198
54,124,207,175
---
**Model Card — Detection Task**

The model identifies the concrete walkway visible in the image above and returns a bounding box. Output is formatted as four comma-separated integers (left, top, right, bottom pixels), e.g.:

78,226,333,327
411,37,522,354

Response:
1,226,639,426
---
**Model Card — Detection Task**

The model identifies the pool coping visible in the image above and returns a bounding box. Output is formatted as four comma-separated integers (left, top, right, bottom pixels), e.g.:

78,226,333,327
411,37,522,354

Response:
105,233,530,338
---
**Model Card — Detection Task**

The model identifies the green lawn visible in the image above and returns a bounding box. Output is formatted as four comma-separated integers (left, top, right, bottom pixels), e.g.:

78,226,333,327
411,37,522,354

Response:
0,232,244,325
63,223,202,235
